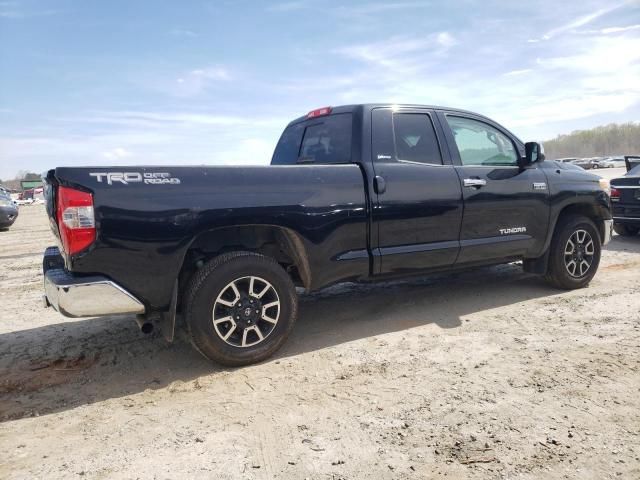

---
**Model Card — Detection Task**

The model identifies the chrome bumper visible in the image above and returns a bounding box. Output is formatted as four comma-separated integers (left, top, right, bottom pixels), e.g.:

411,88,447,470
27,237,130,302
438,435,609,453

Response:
43,248,145,318
603,219,613,245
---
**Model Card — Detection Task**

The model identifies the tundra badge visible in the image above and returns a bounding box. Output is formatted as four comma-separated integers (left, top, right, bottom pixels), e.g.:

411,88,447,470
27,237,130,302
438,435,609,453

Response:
499,227,527,235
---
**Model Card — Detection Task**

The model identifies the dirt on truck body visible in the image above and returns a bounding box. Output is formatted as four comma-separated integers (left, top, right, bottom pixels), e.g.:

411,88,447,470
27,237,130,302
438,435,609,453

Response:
1,205,639,479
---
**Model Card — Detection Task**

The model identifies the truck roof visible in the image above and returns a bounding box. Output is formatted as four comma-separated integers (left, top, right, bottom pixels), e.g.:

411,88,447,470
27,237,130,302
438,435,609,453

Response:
287,103,496,127
286,103,523,144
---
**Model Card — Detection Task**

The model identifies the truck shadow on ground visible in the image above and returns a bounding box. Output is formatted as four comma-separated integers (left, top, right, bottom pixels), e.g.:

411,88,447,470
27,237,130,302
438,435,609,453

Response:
0,263,561,422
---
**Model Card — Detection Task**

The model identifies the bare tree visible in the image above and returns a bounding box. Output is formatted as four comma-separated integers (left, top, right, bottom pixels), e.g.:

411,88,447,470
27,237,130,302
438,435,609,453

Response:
544,122,640,159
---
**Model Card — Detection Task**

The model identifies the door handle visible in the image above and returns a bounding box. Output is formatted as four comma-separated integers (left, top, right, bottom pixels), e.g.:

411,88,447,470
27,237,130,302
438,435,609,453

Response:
463,178,487,188
374,175,386,194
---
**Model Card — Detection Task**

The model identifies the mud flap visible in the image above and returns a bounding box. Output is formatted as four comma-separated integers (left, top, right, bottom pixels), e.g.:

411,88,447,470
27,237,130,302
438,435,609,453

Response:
523,250,550,275
158,280,178,342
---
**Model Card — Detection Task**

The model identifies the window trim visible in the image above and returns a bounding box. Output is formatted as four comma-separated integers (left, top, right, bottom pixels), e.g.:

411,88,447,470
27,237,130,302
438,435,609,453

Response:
442,113,522,169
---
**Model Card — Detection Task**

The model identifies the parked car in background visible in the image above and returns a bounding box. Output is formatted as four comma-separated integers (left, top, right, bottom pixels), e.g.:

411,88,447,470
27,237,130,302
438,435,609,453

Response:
600,157,626,168
572,158,596,170
610,158,640,236
0,192,19,229
557,158,578,163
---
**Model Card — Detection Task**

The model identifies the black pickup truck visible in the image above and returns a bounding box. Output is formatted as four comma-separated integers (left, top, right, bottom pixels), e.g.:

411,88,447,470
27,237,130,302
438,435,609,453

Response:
42,104,612,365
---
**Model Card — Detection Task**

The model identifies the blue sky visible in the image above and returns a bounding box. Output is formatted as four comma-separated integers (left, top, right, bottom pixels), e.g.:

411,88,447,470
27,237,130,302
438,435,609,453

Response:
1,0,639,179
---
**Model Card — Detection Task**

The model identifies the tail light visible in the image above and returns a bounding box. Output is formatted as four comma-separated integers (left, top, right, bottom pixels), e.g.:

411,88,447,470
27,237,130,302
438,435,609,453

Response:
610,187,620,202
56,186,95,255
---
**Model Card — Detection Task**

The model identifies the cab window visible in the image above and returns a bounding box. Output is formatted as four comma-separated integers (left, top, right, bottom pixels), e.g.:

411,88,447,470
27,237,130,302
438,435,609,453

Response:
371,109,442,165
446,116,518,166
271,113,352,165
393,113,442,165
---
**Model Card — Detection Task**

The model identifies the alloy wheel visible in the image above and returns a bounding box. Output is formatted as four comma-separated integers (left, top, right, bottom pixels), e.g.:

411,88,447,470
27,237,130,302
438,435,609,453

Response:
564,229,595,278
212,276,280,347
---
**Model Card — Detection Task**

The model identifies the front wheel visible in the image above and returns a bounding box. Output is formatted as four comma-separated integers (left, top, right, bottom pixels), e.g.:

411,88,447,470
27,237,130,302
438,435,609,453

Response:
544,215,601,289
613,223,639,236
184,251,298,366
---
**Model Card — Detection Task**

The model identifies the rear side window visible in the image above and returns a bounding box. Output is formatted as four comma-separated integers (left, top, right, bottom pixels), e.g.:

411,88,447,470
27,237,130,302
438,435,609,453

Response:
271,113,352,165
372,109,442,165
393,113,442,164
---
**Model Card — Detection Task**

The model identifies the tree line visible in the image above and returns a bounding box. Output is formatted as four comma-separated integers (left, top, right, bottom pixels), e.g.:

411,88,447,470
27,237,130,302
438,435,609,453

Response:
0,171,40,190
544,122,640,159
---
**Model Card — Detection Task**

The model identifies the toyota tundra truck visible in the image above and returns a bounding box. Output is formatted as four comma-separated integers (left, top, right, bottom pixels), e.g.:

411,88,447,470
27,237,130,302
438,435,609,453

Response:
42,104,613,366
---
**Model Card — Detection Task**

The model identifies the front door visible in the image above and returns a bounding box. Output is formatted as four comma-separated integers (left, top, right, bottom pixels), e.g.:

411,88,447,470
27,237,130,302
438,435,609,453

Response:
437,112,550,264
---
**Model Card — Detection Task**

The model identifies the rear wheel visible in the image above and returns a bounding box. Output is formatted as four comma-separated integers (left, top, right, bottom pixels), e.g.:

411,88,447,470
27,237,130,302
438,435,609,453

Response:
613,223,639,236
544,215,601,289
184,251,298,366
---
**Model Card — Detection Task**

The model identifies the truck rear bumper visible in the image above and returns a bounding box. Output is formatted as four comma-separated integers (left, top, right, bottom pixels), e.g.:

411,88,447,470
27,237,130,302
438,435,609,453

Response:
43,247,145,318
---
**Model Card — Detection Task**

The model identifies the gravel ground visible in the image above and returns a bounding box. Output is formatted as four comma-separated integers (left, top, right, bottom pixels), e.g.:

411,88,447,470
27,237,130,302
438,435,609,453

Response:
1,203,639,480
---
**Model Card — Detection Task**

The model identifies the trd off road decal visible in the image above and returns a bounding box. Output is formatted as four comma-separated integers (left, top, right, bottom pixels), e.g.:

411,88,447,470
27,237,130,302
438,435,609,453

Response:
89,172,181,185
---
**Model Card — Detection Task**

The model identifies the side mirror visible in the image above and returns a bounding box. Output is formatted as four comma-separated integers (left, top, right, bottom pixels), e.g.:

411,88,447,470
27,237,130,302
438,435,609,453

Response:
522,141,545,167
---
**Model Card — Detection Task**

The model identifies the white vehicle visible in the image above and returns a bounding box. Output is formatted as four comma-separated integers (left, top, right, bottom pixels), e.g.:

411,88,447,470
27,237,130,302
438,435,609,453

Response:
600,157,626,168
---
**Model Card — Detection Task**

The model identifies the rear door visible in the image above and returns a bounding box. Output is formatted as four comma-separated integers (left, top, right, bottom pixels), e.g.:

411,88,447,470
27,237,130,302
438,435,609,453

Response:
436,111,550,264
370,107,463,275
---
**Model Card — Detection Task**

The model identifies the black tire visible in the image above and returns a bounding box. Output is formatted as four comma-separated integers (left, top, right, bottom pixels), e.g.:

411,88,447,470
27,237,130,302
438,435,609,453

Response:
613,223,639,236
544,215,601,289
184,251,297,366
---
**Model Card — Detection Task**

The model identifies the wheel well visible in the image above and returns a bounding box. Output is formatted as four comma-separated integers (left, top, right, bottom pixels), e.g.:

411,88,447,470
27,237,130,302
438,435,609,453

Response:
555,203,606,242
178,226,311,302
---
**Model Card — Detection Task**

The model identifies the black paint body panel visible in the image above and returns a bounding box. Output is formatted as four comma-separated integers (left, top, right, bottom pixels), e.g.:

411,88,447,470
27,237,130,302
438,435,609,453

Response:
52,165,369,309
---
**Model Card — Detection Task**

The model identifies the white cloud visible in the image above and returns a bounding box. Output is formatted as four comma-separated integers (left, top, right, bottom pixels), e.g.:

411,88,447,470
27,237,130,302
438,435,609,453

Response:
266,1,309,12
537,3,627,40
504,69,533,76
267,1,430,16
0,1,57,19
580,24,640,34
537,35,640,73
436,32,457,48
0,108,289,178
336,32,456,73
172,66,231,96
102,147,132,160
169,28,197,37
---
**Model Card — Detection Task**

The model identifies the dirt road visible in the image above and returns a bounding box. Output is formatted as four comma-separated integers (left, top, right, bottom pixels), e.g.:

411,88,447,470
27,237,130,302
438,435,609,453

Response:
1,205,639,479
